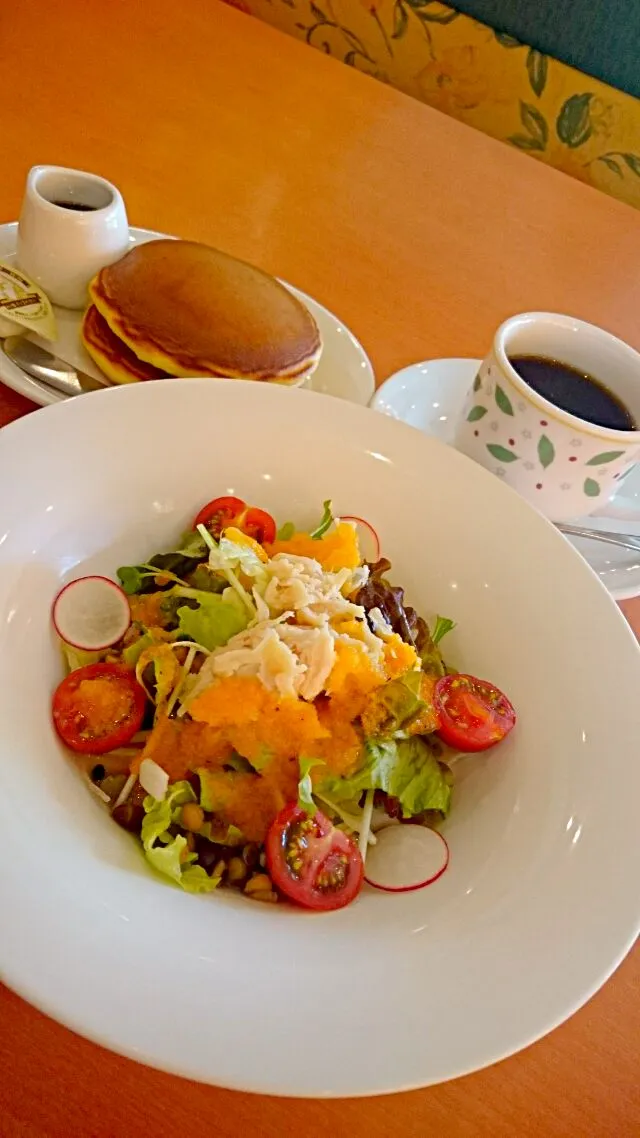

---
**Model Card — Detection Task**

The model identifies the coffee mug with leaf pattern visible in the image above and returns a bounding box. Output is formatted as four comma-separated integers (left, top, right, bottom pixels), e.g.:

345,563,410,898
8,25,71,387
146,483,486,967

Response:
454,313,640,523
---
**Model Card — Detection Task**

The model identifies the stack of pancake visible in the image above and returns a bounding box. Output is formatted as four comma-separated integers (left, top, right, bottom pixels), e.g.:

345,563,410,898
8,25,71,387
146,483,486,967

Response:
81,239,322,386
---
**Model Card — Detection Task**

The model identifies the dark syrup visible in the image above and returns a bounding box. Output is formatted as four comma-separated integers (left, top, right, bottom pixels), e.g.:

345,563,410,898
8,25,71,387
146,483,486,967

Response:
50,200,98,212
509,355,636,432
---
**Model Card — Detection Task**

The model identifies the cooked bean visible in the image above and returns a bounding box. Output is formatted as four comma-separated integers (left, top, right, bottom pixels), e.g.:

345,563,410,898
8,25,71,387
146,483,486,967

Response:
227,857,248,885
112,803,144,833
244,873,273,896
246,887,278,904
181,803,204,832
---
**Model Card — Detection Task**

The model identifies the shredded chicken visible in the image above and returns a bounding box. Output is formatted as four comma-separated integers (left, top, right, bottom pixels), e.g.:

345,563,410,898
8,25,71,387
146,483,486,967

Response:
262,554,361,615
186,555,383,704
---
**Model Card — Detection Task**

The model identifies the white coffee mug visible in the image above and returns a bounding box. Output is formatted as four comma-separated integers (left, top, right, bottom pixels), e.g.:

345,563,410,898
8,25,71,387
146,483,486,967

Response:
454,313,640,522
16,165,129,310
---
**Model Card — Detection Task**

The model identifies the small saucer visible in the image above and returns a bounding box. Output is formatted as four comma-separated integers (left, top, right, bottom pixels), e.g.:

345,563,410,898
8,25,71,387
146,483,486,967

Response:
371,359,640,601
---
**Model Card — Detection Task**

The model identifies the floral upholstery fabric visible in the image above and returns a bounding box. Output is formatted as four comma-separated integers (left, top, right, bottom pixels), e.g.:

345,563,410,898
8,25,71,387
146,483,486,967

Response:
225,0,640,209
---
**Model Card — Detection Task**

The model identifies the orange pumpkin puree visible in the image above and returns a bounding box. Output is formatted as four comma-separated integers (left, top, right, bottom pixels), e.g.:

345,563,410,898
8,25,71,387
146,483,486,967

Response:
266,521,360,571
405,673,440,736
136,629,421,840
129,592,170,629
383,634,419,678
198,768,295,842
134,716,233,781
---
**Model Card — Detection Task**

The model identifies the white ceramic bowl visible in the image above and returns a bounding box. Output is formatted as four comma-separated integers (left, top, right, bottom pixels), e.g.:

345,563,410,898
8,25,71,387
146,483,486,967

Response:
0,380,638,1097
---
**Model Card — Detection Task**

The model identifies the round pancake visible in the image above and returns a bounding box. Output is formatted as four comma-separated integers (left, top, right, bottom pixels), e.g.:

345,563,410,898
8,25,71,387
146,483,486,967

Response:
81,304,169,385
89,240,322,381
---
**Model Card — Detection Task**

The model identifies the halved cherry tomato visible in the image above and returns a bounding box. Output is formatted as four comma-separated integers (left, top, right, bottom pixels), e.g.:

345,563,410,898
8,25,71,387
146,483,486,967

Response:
193,495,277,545
266,803,364,911
434,673,516,752
193,496,246,536
241,507,276,545
52,662,147,754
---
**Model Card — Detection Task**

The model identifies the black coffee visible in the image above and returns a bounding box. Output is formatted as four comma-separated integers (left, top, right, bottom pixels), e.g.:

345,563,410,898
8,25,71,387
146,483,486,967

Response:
509,355,636,432
50,199,98,211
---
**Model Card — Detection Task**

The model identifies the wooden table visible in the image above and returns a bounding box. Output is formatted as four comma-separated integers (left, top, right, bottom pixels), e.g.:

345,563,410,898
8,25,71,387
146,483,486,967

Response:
1,1,638,1134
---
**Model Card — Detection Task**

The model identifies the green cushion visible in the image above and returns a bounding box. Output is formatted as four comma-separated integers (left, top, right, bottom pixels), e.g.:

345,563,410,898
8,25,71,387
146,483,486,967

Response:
451,0,640,98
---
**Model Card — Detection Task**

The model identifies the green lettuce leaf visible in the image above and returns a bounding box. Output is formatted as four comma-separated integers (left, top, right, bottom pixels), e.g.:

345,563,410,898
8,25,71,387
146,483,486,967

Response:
418,636,446,678
196,527,262,617
199,820,245,845
384,738,451,816
216,536,268,584
363,671,425,736
431,615,456,646
141,780,196,844
319,737,451,818
175,530,209,558
117,565,147,595
221,751,255,774
310,499,334,539
117,531,208,597
122,631,155,670
176,589,248,650
313,791,367,833
297,755,324,815
144,836,218,893
61,643,103,673
198,769,227,813
188,564,226,593
118,560,190,595
319,741,396,803
141,780,219,893
247,746,273,773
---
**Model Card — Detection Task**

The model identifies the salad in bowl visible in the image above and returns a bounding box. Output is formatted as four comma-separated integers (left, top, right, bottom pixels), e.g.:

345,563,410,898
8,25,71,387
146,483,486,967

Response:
2,378,639,1095
51,493,515,910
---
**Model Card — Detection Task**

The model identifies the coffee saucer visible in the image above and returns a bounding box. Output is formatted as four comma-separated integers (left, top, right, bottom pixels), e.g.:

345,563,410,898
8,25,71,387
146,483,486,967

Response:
371,358,640,601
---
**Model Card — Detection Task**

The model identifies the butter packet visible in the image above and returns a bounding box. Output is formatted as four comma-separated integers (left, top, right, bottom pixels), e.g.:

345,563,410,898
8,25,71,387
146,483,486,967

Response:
0,260,57,341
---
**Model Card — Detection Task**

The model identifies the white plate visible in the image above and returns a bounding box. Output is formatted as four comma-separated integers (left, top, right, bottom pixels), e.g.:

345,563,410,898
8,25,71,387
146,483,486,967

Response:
372,359,640,601
1,379,639,1096
0,222,374,406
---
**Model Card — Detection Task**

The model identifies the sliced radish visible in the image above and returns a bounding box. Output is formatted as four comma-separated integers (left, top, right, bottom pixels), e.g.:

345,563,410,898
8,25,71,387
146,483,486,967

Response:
364,824,449,892
52,576,131,651
139,758,169,801
339,515,380,562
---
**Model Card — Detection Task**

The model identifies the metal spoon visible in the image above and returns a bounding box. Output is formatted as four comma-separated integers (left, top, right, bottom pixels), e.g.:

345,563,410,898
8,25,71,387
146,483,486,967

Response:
556,522,640,553
2,335,111,397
